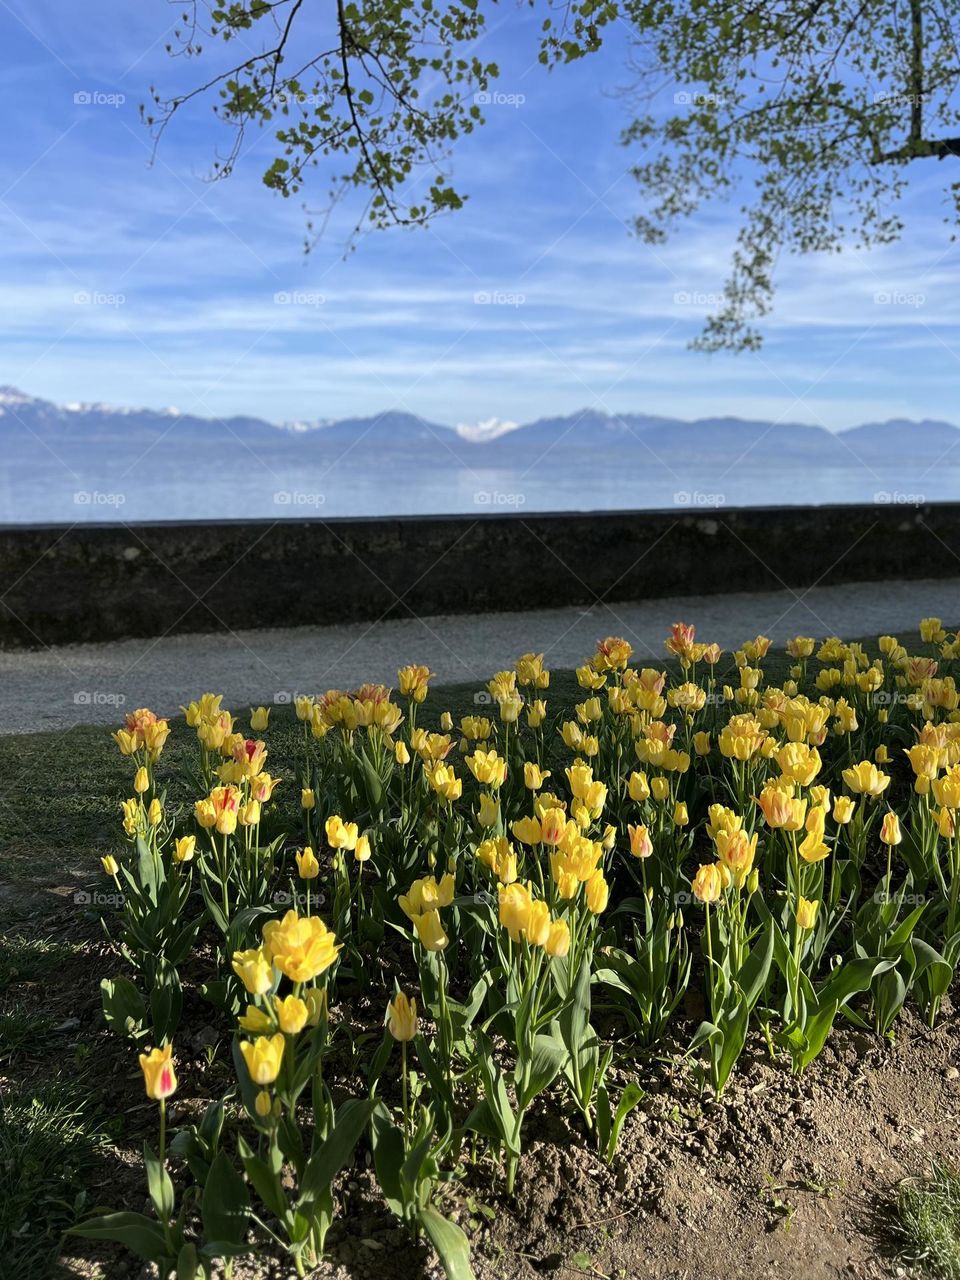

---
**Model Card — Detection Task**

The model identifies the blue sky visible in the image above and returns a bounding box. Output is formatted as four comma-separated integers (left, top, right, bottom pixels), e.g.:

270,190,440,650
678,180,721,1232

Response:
1,0,959,431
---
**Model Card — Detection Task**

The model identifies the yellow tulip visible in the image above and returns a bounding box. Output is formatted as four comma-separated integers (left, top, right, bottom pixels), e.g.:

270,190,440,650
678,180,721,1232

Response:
387,991,418,1041
325,815,359,850
395,740,411,765
274,994,308,1035
832,795,856,824
398,664,434,702
673,801,689,827
527,699,547,728
238,1004,273,1033
524,761,551,790
296,847,320,879
511,815,543,845
477,793,501,828
499,882,533,941
173,836,196,863
354,833,371,862
112,728,138,756
139,1043,177,1100
232,946,274,995
544,918,571,957
842,760,890,796
101,854,119,876
880,811,902,845
524,899,552,946
301,788,315,810
133,766,150,795
585,870,608,914
795,897,819,931
147,798,163,827
413,908,448,951
255,1090,273,1118
262,911,341,982
239,800,261,827
250,706,271,731
628,771,650,803
651,777,670,802
240,1033,285,1084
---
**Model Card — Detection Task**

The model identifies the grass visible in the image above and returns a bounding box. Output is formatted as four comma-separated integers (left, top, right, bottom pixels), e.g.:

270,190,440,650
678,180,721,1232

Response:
0,1078,115,1276
894,1164,960,1280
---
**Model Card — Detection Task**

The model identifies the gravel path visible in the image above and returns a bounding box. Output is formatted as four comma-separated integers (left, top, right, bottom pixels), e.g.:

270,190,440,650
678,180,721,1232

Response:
1,576,957,734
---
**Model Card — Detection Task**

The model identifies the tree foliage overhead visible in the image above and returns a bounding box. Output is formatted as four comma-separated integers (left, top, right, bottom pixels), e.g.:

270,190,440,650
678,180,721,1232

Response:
146,0,960,347
145,0,500,237
620,0,960,348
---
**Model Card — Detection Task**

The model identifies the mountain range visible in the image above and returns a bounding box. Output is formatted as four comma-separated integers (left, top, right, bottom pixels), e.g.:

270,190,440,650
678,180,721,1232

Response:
2,385,959,470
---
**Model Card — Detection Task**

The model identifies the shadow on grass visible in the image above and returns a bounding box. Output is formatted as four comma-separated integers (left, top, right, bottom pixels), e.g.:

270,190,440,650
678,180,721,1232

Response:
0,1075,123,1278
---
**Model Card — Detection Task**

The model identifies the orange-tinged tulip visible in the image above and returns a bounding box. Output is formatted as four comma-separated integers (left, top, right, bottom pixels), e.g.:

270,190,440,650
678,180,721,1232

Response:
691,863,722,904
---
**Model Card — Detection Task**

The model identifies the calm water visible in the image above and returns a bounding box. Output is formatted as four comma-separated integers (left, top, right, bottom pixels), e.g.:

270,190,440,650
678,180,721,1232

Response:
0,456,948,523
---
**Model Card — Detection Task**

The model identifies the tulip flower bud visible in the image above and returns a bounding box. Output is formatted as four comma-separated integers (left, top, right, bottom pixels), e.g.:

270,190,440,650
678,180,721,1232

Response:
301,788,315,810
101,854,119,877
173,836,196,863
395,740,411,765
250,706,271,731
296,847,320,879
134,766,150,794
440,711,453,731
240,1034,285,1084
274,994,308,1035
387,991,418,1041
354,834,372,862
255,1089,273,1118
880,811,902,845
147,798,163,827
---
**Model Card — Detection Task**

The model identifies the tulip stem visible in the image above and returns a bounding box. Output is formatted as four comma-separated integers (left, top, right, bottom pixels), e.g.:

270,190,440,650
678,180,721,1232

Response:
401,1041,410,1145
158,1097,166,1170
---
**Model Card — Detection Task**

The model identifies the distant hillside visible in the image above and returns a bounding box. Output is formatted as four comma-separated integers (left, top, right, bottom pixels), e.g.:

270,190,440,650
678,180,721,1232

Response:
1,386,958,469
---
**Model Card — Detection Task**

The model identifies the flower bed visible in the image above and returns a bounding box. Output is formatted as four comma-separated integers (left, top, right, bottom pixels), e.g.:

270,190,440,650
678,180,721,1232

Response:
67,621,960,1278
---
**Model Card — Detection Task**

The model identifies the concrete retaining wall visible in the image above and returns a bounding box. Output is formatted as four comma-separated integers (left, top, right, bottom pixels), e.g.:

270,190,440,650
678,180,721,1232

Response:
0,504,954,648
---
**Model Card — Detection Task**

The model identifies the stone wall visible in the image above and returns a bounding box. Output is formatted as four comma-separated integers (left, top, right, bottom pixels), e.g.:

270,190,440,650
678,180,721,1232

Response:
0,504,953,648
